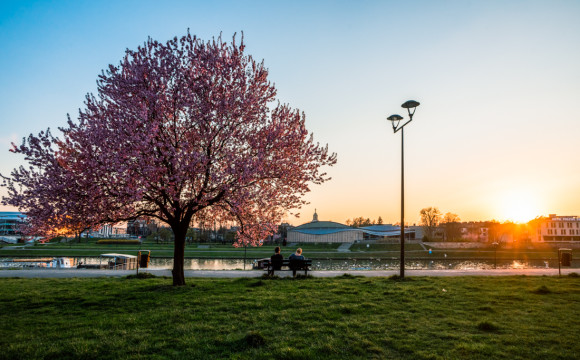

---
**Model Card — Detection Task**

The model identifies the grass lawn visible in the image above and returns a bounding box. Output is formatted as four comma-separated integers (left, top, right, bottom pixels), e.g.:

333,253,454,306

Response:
0,243,345,259
2,241,575,262
1,275,579,359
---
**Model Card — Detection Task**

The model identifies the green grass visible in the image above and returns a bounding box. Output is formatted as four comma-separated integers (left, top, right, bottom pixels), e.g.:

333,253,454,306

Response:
1,275,579,359
1,241,577,261
0,243,345,258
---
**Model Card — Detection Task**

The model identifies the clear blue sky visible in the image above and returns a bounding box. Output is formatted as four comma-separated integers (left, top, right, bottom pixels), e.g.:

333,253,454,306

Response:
1,0,579,225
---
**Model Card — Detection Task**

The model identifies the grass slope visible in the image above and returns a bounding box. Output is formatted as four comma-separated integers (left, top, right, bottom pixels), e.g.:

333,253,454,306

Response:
2,241,575,261
1,275,579,359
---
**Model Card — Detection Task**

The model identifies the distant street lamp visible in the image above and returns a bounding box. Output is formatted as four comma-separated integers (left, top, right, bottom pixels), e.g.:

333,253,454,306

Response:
492,242,499,269
387,100,420,278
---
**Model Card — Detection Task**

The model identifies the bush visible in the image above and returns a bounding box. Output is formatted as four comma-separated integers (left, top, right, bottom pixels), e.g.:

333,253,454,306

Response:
97,239,141,245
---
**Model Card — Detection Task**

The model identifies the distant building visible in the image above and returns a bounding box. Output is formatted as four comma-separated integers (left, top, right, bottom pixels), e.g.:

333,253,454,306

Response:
92,222,128,238
0,212,26,243
0,212,25,236
127,218,157,237
287,210,414,243
459,222,490,242
533,214,580,242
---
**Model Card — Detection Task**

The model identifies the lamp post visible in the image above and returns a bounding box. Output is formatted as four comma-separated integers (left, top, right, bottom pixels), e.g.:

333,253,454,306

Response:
387,100,420,278
492,242,499,269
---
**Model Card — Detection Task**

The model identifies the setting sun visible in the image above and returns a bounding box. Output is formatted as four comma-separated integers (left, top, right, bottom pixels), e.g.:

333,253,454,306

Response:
498,190,541,223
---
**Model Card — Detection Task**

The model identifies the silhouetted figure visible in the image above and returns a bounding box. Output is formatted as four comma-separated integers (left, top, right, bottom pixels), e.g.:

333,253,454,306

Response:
269,246,284,275
289,248,305,277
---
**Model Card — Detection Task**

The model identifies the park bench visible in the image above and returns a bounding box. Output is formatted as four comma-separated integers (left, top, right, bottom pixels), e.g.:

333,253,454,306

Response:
264,258,312,277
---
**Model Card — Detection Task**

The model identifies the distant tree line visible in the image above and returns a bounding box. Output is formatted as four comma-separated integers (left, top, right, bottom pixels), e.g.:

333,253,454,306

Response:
345,216,384,228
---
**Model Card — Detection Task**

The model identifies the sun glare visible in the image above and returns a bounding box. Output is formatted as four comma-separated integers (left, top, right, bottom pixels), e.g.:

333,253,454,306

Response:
498,190,540,223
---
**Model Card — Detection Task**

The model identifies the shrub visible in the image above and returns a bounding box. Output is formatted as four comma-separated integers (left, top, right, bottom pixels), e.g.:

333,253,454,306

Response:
96,239,141,245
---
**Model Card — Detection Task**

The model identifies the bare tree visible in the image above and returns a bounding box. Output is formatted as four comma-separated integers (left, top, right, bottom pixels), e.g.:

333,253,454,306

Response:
419,207,441,240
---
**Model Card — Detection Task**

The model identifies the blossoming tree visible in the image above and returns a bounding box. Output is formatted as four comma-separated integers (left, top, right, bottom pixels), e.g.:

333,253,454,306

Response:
3,129,103,239
1,33,336,285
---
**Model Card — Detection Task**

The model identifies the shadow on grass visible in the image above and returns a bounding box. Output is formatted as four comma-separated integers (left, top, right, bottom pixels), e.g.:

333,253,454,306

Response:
336,273,364,279
217,330,267,354
125,272,160,280
260,274,313,280
387,274,414,282
477,320,500,332
532,285,551,294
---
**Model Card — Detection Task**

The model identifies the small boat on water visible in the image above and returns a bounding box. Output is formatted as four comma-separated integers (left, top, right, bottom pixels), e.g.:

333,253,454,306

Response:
252,258,270,270
76,252,149,270
50,257,77,268
100,253,138,270
8,257,77,268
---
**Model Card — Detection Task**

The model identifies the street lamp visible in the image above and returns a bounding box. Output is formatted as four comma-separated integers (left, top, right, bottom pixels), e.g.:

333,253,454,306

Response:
387,100,420,278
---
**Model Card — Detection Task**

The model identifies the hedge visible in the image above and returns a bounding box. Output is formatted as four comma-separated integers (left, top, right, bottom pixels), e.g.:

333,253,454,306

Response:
96,239,141,245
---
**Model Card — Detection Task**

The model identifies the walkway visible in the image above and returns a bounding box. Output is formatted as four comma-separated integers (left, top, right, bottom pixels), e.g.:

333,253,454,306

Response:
337,243,352,252
0,268,577,278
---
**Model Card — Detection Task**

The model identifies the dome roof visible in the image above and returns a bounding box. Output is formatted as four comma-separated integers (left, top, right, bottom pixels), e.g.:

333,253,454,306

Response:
293,220,351,230
290,210,353,234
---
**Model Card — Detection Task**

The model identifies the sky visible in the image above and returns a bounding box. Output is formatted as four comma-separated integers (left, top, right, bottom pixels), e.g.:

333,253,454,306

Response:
1,0,579,226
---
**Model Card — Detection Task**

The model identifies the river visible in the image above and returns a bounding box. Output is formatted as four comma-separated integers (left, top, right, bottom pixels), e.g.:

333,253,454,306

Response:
1,256,578,270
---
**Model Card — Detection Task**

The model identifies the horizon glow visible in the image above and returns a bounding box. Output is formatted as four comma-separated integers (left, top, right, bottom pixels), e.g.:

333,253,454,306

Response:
1,1,579,227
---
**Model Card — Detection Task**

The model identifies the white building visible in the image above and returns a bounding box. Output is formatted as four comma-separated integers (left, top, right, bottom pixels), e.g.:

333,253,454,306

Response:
287,210,363,243
90,222,128,238
0,212,26,243
287,210,414,243
534,215,580,242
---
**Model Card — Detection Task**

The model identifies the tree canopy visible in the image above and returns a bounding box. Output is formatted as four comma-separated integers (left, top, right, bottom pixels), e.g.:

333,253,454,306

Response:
1,32,336,285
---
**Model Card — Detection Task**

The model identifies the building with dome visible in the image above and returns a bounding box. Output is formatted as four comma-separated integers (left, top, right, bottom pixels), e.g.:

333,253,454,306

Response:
287,210,415,243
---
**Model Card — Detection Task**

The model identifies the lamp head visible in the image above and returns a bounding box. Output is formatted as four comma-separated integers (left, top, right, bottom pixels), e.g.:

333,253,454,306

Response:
387,114,403,122
401,100,420,109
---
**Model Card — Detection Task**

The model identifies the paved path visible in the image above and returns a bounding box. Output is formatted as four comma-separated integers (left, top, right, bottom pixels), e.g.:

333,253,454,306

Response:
336,243,352,252
0,268,577,278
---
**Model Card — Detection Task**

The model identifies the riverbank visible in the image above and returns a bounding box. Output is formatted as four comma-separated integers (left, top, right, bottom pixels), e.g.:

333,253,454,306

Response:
1,268,577,278
3,241,577,261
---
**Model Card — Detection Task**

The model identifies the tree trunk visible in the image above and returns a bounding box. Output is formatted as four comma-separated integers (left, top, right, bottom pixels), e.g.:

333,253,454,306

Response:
171,224,187,286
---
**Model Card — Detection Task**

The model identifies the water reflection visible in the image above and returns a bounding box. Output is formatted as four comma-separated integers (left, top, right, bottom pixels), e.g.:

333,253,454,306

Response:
146,258,247,270
1,257,577,270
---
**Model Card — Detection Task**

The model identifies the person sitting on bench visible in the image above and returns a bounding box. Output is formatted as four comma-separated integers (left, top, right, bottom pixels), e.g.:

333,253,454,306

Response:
288,248,305,276
270,246,284,274
289,248,305,261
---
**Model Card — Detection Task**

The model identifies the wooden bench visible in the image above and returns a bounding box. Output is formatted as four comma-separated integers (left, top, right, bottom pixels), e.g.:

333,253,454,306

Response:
264,259,312,277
